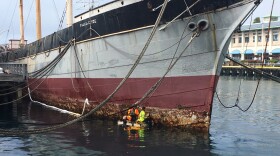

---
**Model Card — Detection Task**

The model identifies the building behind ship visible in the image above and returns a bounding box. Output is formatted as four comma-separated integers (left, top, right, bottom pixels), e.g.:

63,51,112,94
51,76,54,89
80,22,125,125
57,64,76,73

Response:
228,15,280,63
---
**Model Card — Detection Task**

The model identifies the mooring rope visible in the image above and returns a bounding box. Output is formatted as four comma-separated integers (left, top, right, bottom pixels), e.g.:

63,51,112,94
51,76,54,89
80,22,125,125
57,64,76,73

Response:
0,40,74,105
216,0,275,112
109,29,201,116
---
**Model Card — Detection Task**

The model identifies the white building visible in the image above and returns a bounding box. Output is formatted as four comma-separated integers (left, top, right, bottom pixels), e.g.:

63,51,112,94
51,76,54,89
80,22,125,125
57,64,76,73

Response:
229,16,280,62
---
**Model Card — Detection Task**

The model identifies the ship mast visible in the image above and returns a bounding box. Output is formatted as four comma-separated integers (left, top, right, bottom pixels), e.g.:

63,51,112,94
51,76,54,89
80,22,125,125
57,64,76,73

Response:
19,0,25,45
66,0,73,27
36,0,42,39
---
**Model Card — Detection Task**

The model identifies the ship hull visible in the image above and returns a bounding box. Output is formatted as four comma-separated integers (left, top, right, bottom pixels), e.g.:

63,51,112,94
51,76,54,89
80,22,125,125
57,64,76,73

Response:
2,0,257,129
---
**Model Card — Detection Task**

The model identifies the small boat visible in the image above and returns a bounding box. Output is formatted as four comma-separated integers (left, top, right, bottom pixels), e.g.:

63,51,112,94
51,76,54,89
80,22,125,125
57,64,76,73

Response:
117,120,145,130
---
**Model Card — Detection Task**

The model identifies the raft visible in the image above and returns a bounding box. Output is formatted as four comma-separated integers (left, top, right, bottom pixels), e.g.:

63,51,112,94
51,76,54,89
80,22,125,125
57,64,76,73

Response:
117,120,145,130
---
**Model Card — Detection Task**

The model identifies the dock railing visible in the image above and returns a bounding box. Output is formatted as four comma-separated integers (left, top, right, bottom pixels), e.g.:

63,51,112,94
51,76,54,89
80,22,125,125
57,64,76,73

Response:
0,63,28,80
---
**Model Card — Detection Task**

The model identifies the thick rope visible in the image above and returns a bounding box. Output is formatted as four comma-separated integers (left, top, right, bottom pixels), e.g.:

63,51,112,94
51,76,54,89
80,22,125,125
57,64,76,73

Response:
217,0,275,112
0,40,74,105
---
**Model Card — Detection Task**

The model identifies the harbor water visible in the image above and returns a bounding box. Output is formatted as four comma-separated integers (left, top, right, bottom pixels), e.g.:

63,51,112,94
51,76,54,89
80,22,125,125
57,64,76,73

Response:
0,76,279,156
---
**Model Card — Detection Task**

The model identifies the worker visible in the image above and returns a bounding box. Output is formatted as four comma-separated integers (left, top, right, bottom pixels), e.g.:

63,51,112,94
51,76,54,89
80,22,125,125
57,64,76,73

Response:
123,107,139,127
137,106,146,123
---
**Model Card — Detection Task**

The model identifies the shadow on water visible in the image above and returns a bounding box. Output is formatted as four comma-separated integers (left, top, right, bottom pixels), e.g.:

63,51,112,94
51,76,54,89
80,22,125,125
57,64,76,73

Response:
0,89,23,129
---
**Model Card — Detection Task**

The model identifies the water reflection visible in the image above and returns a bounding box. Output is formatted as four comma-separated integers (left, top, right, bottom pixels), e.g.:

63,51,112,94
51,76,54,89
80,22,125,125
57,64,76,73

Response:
211,76,280,156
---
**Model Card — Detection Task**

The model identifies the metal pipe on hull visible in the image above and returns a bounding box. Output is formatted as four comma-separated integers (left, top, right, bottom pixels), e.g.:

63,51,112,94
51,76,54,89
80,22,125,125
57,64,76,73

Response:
36,0,42,39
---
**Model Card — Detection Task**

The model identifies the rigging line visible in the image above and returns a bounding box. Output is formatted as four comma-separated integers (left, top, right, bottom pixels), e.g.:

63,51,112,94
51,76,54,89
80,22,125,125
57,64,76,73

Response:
0,42,71,105
52,0,61,23
72,41,95,93
110,31,200,116
237,0,275,112
24,0,35,32
215,92,236,108
56,13,92,44
70,42,80,93
29,41,73,76
159,0,200,31
217,6,254,109
133,32,200,107
0,0,170,135
84,20,191,103
0,1,13,30
235,15,254,106
30,41,71,76
4,0,19,44
133,31,193,57
89,26,193,57
0,64,56,106
217,0,275,112
234,0,276,112
58,1,67,31
0,43,71,104
238,0,261,26
224,55,280,83
139,18,192,105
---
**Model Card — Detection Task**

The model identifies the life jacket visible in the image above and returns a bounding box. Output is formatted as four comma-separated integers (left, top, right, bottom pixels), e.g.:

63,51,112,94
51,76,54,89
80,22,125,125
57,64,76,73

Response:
128,108,139,116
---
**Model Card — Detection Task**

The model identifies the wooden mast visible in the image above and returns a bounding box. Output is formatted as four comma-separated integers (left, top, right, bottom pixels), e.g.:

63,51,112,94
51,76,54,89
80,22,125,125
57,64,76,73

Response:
66,0,73,27
19,0,25,45
36,0,42,39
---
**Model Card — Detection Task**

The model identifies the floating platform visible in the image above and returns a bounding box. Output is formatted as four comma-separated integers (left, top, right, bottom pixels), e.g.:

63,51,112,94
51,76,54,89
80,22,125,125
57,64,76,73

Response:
117,120,145,130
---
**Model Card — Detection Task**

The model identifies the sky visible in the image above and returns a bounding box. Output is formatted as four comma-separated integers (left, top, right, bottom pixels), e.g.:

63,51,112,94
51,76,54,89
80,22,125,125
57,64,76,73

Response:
0,0,279,44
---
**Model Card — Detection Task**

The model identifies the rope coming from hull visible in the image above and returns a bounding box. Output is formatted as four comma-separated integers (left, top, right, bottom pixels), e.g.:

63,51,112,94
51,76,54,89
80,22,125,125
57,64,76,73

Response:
0,40,74,105
216,0,276,112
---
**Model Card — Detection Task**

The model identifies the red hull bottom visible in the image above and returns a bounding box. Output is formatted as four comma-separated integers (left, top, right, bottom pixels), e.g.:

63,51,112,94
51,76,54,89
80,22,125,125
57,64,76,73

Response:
30,75,218,130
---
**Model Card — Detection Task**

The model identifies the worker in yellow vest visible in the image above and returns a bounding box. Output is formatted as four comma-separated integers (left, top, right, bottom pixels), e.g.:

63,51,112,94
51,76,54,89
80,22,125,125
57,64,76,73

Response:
137,107,146,123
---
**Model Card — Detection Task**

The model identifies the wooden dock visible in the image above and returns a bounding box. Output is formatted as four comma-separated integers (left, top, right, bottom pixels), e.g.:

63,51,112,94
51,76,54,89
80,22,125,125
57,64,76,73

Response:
221,66,280,77
0,64,27,88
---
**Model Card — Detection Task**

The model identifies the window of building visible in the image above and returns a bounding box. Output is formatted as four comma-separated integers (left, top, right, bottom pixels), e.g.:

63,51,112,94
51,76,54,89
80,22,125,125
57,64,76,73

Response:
258,36,262,42
232,38,236,44
232,54,241,60
245,37,249,43
273,32,278,41
238,37,242,43
245,54,254,60
253,35,256,42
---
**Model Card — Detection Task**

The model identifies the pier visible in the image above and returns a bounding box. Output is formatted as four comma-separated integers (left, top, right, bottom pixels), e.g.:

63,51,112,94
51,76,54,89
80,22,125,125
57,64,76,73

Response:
0,64,27,99
221,66,280,77
0,63,27,83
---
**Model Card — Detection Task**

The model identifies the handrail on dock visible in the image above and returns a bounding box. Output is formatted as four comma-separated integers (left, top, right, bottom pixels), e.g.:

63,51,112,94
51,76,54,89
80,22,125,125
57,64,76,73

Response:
0,63,27,81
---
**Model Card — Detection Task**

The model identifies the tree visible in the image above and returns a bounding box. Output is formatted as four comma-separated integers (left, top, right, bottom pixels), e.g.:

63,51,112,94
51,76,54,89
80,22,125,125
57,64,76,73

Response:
253,17,260,23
